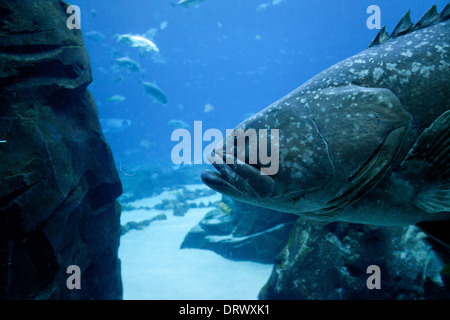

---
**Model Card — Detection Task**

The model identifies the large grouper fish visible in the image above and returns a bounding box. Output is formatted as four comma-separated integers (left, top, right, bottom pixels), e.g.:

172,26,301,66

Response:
201,4,450,245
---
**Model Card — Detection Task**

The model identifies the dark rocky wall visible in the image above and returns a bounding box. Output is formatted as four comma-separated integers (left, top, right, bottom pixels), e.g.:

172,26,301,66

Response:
0,0,123,299
259,220,450,300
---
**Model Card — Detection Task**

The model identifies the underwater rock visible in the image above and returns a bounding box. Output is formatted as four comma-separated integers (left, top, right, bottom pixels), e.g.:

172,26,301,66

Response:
121,214,167,235
0,0,122,299
151,187,216,216
173,202,190,216
181,196,298,263
259,220,449,300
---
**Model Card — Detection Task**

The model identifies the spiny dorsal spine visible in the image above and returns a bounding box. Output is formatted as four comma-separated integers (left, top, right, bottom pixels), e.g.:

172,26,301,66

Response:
368,3,450,48
367,26,389,47
411,5,439,32
439,2,450,21
390,10,414,38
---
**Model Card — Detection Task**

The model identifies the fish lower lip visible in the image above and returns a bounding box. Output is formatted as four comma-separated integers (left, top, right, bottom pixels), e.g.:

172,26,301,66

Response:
211,162,249,194
202,158,275,199
201,168,245,197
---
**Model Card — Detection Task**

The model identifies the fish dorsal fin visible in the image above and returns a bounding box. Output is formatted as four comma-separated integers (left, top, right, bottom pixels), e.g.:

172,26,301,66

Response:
401,110,450,214
368,4,447,48
411,5,439,32
368,26,389,47
390,10,414,38
439,2,450,21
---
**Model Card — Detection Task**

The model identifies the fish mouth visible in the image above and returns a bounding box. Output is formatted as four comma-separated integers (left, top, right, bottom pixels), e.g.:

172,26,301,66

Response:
201,154,275,200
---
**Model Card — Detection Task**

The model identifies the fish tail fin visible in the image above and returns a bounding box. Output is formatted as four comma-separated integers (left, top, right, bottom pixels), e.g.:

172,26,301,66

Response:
401,110,450,214
170,2,177,8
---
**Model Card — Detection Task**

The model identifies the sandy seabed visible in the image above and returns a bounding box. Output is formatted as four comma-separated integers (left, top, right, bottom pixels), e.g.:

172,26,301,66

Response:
119,184,274,300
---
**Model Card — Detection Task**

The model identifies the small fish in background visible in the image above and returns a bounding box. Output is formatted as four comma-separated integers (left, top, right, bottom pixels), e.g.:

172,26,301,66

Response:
84,30,105,42
89,9,98,18
171,0,206,8
114,57,142,73
160,21,169,30
0,140,6,143
168,119,190,129
203,103,214,113
106,95,126,104
256,2,271,11
142,81,168,105
256,0,285,11
115,33,160,57
100,118,131,133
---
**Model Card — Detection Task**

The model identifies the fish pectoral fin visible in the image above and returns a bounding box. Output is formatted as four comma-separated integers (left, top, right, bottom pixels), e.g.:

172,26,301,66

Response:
328,122,410,210
401,110,450,213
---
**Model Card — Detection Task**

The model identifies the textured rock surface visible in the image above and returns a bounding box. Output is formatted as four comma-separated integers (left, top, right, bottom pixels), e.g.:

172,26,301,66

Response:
121,213,167,236
181,196,298,263
259,220,450,300
0,0,123,299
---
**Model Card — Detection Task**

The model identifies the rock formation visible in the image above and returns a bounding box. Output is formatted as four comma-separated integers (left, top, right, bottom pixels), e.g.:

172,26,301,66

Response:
0,0,123,299
259,220,450,300
121,213,167,236
184,196,449,298
181,196,298,263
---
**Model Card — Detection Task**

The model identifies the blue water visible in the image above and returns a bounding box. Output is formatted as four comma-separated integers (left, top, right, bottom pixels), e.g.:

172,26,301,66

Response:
80,0,448,169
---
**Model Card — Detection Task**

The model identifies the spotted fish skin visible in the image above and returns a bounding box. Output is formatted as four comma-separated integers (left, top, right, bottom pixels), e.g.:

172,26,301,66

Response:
290,18,449,146
202,5,450,229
